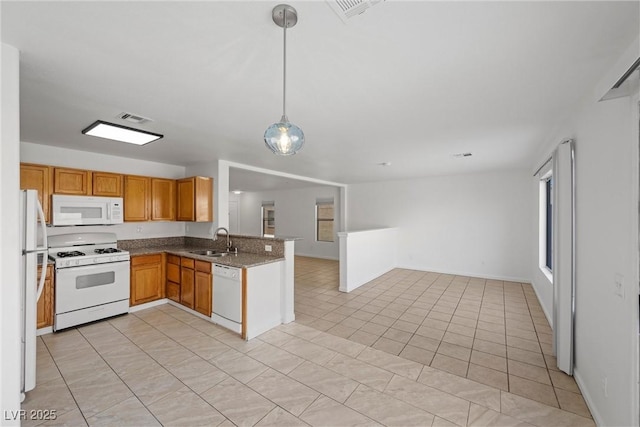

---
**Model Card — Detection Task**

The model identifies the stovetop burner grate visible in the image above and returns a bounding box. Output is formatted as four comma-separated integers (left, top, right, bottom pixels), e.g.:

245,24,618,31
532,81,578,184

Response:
56,251,86,258
94,248,121,254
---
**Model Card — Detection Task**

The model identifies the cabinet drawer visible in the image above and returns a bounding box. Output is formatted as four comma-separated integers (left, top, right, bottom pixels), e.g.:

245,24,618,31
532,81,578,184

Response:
166,262,180,283
166,281,180,302
167,254,180,265
131,253,162,266
181,257,195,269
195,260,211,273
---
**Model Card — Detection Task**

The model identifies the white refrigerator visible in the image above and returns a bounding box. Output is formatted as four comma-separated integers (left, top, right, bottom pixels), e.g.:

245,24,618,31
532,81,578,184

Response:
19,189,48,401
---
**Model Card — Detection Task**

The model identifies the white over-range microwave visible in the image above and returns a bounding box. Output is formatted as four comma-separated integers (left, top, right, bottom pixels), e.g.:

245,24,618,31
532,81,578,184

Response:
51,195,124,226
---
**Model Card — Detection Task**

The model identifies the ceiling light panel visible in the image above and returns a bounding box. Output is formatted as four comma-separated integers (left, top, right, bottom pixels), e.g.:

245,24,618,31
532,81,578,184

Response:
82,120,163,145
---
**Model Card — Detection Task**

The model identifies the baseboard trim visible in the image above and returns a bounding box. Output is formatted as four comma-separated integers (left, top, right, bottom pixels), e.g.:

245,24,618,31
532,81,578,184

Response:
294,252,339,261
166,300,216,323
129,299,169,313
574,368,604,426
36,326,53,336
395,263,530,284
530,279,553,328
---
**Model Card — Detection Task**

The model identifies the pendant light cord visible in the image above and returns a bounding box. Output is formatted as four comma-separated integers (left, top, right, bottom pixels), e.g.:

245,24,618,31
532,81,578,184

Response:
282,8,288,121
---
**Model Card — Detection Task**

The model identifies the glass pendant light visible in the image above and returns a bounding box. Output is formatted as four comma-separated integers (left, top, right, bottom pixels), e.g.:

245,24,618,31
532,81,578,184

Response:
264,4,305,156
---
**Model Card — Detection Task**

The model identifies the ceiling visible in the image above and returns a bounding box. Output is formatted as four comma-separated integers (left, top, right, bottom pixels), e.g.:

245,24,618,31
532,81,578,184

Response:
2,1,638,186
229,166,338,192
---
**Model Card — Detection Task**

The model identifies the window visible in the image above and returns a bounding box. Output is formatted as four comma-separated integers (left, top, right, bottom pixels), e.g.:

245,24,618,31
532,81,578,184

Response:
539,171,553,276
316,199,334,242
545,177,553,270
262,202,275,237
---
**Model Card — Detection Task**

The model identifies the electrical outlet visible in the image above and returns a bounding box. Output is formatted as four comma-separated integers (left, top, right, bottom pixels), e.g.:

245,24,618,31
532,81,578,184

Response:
136,226,143,233
614,273,625,299
265,245,272,252
602,376,608,397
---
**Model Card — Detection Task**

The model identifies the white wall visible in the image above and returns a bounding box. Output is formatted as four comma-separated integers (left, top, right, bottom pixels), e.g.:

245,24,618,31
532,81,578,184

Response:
347,170,532,282
529,41,639,424
1,43,22,425
21,142,186,178
238,186,341,260
338,228,398,292
21,142,187,240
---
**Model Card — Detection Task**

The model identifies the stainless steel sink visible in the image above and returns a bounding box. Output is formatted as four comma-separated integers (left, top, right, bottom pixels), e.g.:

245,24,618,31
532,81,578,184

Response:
189,250,231,257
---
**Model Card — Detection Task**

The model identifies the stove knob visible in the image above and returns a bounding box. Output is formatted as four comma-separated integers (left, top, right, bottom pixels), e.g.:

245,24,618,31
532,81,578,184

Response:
74,260,79,265
93,258,97,263
109,256,114,262
65,260,70,267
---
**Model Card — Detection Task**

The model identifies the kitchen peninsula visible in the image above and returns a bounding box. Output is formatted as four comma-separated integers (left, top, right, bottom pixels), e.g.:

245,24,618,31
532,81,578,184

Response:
120,234,295,340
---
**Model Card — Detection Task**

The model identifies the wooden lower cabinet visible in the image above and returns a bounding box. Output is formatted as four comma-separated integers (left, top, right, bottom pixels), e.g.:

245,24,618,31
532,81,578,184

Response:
166,255,181,303
180,257,195,309
36,265,54,329
194,261,212,316
166,255,212,315
130,254,164,306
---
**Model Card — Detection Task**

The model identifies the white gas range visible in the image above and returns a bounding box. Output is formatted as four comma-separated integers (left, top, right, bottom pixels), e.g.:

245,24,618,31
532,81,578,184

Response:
48,232,130,331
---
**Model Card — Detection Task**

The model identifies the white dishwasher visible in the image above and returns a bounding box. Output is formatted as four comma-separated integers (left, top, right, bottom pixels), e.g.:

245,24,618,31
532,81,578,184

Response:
212,264,242,333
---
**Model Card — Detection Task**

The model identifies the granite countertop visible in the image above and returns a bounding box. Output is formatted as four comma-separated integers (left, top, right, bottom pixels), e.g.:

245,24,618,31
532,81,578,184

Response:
127,246,284,268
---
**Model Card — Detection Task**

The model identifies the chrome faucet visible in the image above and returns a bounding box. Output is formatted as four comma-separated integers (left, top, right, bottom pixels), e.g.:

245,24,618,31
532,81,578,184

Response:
213,227,232,251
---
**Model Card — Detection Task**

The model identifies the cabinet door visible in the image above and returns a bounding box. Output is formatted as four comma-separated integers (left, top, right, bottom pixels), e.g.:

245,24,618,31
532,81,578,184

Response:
180,267,195,309
130,254,163,306
36,266,53,329
93,172,123,197
176,178,195,221
54,167,90,195
166,281,180,302
20,163,51,223
194,177,213,222
176,176,213,222
151,178,176,221
194,271,212,316
124,175,150,221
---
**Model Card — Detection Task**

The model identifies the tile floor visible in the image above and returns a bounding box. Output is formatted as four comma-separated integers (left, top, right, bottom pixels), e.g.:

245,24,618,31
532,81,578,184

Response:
294,256,592,419
23,256,594,426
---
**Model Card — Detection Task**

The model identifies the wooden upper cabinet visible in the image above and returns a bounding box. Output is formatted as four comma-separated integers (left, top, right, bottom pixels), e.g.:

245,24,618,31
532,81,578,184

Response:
124,175,150,221
92,172,123,197
54,167,91,195
20,163,52,223
151,178,176,221
176,176,213,222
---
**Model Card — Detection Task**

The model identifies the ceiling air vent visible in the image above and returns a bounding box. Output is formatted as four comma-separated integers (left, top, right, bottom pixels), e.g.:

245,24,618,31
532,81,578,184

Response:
327,0,384,23
116,112,152,124
453,153,473,158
